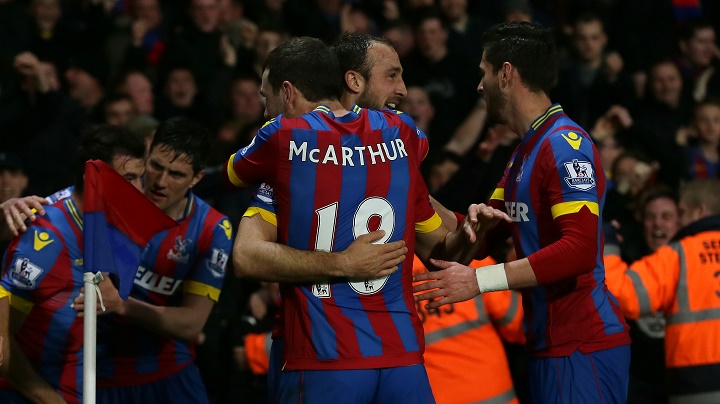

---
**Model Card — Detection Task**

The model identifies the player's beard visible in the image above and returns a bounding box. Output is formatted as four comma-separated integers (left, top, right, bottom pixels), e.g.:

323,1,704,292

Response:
485,82,507,123
357,87,385,110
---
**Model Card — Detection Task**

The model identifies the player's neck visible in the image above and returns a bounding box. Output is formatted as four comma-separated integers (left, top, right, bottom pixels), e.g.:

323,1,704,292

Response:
164,196,188,221
70,189,83,215
510,91,553,139
325,100,349,117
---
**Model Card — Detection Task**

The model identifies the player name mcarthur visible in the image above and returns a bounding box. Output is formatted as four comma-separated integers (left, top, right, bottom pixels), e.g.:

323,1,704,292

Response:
288,139,409,166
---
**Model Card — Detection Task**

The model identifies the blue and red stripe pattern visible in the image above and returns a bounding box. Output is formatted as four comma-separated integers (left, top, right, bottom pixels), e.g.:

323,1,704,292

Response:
488,104,629,357
96,193,232,387
0,199,86,403
227,105,439,370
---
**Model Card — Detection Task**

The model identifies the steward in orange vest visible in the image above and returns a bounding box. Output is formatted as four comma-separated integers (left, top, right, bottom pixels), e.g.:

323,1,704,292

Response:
605,179,720,403
414,255,525,404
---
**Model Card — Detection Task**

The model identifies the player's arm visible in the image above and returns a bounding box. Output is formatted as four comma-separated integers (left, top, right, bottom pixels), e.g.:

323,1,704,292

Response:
604,246,680,320
0,289,65,403
0,293,6,370
234,210,407,282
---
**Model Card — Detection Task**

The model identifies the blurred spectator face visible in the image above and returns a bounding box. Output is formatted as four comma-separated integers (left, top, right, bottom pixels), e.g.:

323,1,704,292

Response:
417,18,448,61
113,154,145,191
357,43,407,110
31,0,61,31
256,30,283,62
681,27,717,69
166,69,197,108
347,8,371,34
65,67,100,101
315,0,342,14
695,103,720,144
505,9,532,23
266,0,283,12
134,0,162,28
191,0,220,33
105,98,136,126
573,19,607,63
597,136,623,174
649,62,682,107
400,86,434,126
439,0,467,22
383,25,414,59
0,153,28,203
123,72,154,115
643,196,680,252
407,0,433,8
260,69,284,120
230,78,264,120
218,0,243,27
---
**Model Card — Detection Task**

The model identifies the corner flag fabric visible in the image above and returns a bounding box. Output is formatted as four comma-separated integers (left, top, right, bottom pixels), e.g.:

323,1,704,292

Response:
83,160,177,299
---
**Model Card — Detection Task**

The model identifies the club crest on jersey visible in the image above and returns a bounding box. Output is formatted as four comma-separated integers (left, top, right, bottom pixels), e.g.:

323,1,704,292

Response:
167,236,191,263
256,183,276,204
563,159,595,190
349,275,389,295
311,282,331,298
10,258,43,289
207,248,228,278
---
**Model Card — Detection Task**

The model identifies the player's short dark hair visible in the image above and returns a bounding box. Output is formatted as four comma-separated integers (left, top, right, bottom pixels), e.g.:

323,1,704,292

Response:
262,36,342,102
481,22,558,95
74,124,146,191
150,116,212,174
332,33,394,83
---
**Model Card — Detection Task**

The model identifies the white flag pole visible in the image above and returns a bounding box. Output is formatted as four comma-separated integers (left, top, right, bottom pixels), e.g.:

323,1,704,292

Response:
82,272,97,404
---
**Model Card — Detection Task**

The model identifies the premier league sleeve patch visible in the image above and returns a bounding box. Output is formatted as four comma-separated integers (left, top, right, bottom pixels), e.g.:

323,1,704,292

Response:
207,248,229,278
10,258,44,289
563,159,596,190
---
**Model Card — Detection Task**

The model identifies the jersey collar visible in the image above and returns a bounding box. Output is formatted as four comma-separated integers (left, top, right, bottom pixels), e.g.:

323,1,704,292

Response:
64,197,83,231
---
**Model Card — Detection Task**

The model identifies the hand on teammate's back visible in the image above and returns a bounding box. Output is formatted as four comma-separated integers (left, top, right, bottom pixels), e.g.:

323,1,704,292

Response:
1,196,48,237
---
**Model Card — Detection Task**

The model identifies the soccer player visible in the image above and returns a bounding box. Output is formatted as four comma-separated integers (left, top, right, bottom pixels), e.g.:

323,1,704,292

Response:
0,125,147,404
225,37,506,402
413,22,631,403
74,117,232,403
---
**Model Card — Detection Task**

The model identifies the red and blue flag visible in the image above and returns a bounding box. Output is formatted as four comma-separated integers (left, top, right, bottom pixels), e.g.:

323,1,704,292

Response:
82,160,177,299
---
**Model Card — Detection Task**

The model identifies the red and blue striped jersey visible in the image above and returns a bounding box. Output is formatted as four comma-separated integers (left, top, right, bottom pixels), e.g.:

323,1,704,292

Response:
226,105,441,370
96,193,232,386
488,104,629,357
0,198,86,404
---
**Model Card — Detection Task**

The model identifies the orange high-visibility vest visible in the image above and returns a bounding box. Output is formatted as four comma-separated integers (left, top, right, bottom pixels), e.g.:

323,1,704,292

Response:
414,256,524,404
605,229,720,403
245,332,272,375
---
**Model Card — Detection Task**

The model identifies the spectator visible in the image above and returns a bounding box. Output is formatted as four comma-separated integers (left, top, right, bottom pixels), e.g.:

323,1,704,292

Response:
400,85,434,134
675,18,720,102
382,19,415,60
552,12,636,130
116,69,155,117
403,10,481,157
103,93,136,126
628,58,693,189
605,178,720,403
155,66,219,130
684,98,720,179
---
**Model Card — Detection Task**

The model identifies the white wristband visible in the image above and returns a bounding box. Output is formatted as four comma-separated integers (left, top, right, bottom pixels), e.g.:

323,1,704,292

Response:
475,263,509,294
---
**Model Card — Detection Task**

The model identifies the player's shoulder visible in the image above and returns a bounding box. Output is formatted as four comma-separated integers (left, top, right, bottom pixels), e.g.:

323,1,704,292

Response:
190,194,232,240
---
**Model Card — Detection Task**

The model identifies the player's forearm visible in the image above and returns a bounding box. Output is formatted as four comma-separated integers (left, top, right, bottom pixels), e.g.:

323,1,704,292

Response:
6,336,65,403
234,239,343,282
527,208,598,284
123,298,206,341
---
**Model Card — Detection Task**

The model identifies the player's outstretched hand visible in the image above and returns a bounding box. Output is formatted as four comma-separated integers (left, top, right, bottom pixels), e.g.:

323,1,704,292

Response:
72,274,126,317
463,203,511,242
339,230,407,278
413,259,479,309
1,196,48,237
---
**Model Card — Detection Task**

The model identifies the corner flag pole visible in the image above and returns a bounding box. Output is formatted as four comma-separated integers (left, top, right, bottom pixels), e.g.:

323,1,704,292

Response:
83,272,104,404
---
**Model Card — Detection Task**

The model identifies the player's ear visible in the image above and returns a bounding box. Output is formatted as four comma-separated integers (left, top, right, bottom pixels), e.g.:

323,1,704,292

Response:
345,70,363,94
190,169,205,189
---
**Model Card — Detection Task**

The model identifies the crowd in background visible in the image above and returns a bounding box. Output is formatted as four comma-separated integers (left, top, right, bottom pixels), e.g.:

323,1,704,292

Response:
1,0,720,402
